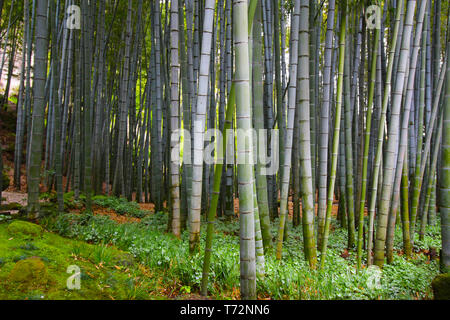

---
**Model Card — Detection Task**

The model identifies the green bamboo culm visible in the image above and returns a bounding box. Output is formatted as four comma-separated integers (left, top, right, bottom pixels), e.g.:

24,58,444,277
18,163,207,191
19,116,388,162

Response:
373,0,417,268
409,6,427,249
50,0,63,213
420,114,442,241
250,0,267,276
252,0,272,253
275,0,301,261
189,0,216,254
320,0,347,269
27,0,49,219
343,38,356,249
440,31,450,273
200,0,258,297
366,0,404,266
169,0,181,238
317,0,336,249
200,85,235,296
234,0,257,300
298,0,317,267
386,0,430,262
356,20,380,271
82,0,93,212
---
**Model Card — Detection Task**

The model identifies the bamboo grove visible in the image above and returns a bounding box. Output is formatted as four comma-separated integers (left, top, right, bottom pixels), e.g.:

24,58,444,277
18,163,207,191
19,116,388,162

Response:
0,0,449,300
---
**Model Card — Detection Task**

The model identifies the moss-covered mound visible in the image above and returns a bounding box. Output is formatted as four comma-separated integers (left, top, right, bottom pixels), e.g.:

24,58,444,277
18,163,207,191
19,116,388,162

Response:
432,273,450,300
8,258,48,287
7,221,44,239
0,222,168,300
1,171,9,192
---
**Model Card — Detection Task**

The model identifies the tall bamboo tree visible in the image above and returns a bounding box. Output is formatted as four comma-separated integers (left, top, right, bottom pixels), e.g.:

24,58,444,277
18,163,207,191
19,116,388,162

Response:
440,30,450,273
233,0,256,300
298,0,317,267
27,0,49,218
170,0,181,238
320,0,347,268
276,0,300,260
189,0,215,253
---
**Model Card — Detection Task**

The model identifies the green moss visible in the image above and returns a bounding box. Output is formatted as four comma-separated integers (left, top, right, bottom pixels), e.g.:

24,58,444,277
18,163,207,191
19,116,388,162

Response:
7,221,44,239
432,273,450,300
0,221,165,300
8,258,48,286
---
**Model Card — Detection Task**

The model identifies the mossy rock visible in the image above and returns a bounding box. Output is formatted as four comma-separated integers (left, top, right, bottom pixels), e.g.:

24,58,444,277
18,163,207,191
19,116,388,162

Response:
1,171,9,191
7,220,43,239
432,273,450,300
8,257,48,287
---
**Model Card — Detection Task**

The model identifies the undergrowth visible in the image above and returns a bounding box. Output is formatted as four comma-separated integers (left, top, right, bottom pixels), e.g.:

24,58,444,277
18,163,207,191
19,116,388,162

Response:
36,195,441,300
92,195,150,218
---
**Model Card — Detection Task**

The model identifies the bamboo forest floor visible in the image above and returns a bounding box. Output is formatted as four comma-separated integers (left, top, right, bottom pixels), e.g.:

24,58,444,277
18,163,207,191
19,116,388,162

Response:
0,103,443,300
0,190,442,300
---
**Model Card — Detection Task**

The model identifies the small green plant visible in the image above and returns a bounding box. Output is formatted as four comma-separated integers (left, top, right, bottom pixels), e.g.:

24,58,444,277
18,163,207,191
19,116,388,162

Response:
0,215,11,223
180,285,191,294
123,277,149,300
39,192,54,201
71,243,90,258
62,192,85,209
91,244,114,265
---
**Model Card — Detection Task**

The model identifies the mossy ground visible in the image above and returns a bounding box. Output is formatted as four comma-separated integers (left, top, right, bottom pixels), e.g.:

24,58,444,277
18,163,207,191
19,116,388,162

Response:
8,257,49,290
7,220,44,238
0,193,442,300
0,221,177,300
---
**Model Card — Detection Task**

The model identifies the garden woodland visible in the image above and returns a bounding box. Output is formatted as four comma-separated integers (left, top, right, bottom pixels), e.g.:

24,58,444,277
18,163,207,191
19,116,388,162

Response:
0,0,449,300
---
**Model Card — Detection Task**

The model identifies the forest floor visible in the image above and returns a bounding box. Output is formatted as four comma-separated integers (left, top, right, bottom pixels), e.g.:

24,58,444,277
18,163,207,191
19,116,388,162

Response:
0,194,441,300
0,102,442,300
